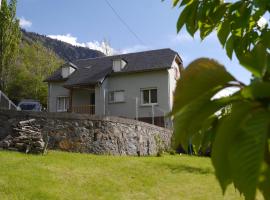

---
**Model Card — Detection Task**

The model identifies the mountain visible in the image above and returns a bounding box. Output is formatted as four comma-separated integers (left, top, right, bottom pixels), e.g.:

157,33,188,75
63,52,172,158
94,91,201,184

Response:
21,29,105,62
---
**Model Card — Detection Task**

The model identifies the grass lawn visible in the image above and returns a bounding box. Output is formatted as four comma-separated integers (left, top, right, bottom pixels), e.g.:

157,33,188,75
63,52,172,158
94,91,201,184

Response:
0,151,248,200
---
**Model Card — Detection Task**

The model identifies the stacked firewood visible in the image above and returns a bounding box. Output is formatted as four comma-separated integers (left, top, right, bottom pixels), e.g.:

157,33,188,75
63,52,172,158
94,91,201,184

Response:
0,119,47,154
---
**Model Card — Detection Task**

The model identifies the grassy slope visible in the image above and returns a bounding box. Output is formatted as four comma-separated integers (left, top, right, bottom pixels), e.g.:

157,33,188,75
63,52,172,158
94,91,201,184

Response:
0,151,246,200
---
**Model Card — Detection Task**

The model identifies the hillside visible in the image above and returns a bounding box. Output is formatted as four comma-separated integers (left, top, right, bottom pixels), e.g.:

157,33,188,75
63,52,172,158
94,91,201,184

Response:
21,29,105,62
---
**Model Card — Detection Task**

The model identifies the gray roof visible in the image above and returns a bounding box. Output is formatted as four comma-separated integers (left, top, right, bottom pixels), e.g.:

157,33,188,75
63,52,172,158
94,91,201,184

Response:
45,48,181,88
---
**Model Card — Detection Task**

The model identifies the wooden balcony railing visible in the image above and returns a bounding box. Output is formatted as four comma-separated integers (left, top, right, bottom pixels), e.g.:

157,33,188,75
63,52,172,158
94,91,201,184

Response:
72,105,95,115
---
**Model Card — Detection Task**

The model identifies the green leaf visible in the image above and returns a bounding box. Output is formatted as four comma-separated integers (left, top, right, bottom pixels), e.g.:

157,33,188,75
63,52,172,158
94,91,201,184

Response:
212,103,270,200
185,0,199,36
241,82,270,100
200,116,218,153
258,164,270,200
229,1,243,12
211,102,252,193
173,87,223,149
217,19,231,46
180,0,192,7
172,58,235,114
212,104,250,193
239,43,268,78
212,3,229,24
176,4,190,32
225,35,234,59
172,0,180,7
261,30,270,49
173,88,240,150
236,3,252,28
200,23,214,40
229,109,269,200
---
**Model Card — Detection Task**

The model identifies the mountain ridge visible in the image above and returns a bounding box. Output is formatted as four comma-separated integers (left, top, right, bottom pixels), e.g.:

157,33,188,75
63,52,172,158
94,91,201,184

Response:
21,29,105,62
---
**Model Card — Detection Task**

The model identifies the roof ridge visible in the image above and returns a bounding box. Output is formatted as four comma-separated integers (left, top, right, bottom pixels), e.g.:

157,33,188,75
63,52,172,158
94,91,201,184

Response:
75,48,175,62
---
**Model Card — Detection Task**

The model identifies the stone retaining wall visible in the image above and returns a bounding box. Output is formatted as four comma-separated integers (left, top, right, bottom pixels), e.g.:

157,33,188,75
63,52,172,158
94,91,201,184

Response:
0,110,172,155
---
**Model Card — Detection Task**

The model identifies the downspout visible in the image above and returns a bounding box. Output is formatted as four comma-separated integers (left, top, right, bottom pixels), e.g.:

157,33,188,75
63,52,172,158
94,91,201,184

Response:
167,68,171,128
103,87,106,116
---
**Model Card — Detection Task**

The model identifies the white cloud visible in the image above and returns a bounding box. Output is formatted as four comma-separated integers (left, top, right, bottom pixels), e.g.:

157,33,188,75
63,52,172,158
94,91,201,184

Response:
48,34,78,46
47,34,116,55
47,33,150,56
85,41,116,56
19,17,32,28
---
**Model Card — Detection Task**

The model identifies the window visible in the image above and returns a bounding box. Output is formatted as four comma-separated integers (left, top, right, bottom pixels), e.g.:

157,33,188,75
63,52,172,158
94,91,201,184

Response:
61,66,75,78
141,88,157,105
57,96,69,112
112,60,121,72
108,91,125,103
113,59,127,72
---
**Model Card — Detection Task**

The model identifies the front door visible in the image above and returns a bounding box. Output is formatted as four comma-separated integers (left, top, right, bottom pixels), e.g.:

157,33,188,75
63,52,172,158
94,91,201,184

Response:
90,92,95,114
90,92,95,105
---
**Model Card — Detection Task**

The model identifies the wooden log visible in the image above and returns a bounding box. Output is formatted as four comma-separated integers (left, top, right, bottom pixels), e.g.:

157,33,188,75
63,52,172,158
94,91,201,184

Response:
18,119,36,126
13,128,40,135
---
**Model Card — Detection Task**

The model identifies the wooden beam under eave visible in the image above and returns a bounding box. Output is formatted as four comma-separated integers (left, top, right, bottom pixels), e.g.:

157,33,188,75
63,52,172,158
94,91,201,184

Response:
65,84,96,90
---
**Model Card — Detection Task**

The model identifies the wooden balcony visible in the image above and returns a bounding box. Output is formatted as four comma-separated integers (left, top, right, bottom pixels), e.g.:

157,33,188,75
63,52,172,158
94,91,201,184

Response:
72,105,95,115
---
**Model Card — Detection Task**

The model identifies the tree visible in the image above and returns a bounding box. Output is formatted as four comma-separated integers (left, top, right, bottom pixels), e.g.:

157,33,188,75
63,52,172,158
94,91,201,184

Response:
0,0,21,91
7,40,64,106
170,0,270,200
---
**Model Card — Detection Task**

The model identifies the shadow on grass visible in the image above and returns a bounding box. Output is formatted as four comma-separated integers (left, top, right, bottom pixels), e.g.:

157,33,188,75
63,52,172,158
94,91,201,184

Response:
162,163,213,175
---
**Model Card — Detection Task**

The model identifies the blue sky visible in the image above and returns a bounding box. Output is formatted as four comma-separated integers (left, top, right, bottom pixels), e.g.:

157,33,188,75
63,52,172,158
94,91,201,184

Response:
16,0,252,83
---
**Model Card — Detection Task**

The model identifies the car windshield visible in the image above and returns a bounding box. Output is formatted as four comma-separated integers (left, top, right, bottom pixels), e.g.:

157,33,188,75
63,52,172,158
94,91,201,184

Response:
19,104,37,110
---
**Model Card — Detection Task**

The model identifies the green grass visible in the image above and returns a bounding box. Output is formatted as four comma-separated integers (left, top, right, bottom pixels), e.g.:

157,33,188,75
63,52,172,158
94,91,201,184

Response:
0,151,248,200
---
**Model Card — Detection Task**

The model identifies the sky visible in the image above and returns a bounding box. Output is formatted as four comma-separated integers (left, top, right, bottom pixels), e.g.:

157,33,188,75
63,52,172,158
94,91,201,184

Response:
16,0,252,84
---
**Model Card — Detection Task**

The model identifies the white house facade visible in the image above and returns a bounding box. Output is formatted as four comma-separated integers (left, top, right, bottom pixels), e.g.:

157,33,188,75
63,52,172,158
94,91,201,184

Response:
45,48,183,127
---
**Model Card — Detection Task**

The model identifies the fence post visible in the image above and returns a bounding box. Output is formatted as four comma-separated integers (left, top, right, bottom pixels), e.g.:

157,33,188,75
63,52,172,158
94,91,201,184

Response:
152,104,154,125
163,111,166,128
135,97,138,120
103,89,106,116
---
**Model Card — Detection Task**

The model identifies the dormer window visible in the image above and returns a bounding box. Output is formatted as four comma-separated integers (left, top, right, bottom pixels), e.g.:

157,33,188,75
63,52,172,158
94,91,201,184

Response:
61,63,76,78
113,59,127,72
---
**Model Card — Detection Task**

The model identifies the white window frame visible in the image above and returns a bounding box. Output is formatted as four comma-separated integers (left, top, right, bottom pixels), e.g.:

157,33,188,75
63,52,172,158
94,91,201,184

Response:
140,88,158,106
113,59,127,72
56,96,69,112
108,90,125,103
62,66,76,78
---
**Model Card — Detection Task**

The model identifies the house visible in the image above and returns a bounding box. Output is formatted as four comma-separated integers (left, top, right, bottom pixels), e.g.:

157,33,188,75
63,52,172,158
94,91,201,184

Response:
45,48,183,127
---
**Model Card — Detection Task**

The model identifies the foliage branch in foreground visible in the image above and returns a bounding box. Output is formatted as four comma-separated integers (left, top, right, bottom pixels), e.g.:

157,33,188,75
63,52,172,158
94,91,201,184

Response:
170,0,270,199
